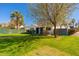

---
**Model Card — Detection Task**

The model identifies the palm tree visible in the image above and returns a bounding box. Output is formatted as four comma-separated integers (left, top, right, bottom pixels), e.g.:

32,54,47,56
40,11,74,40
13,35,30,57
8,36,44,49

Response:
10,11,24,29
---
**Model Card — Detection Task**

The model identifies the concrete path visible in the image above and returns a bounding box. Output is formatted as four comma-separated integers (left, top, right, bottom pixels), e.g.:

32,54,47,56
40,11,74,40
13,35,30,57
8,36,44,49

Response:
72,32,79,36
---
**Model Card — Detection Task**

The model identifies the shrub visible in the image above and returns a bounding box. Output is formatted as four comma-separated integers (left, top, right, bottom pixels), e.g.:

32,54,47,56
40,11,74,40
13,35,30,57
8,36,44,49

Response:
68,29,77,35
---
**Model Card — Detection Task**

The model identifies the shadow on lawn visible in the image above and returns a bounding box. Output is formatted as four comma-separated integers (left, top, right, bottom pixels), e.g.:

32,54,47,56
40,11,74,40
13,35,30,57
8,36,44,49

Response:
0,34,56,56
0,34,51,49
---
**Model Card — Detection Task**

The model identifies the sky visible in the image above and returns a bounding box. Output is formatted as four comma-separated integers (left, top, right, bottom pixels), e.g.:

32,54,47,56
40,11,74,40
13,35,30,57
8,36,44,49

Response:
0,3,33,26
0,3,79,26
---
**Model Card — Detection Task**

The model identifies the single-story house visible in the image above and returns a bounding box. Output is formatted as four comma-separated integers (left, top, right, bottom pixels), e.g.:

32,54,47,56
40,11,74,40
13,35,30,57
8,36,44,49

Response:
26,24,77,35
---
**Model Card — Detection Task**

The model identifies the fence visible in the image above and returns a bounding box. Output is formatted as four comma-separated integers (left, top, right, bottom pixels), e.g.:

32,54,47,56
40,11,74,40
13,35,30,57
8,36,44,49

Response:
0,28,25,34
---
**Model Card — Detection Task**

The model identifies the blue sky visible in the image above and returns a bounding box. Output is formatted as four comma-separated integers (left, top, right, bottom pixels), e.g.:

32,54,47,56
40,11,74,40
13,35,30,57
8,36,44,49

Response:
0,3,33,26
0,3,79,26
69,4,79,22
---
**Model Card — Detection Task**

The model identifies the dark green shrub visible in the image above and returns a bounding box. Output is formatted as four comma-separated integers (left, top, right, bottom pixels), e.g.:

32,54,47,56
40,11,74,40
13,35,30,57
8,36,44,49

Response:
68,29,76,35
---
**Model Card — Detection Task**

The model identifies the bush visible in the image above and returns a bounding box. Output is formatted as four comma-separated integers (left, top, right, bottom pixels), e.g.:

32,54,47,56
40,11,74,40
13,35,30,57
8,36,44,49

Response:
68,29,77,35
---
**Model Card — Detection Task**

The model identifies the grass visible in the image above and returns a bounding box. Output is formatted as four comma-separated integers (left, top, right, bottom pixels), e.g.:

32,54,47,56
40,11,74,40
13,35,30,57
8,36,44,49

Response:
0,34,30,36
0,34,79,56
42,36,79,56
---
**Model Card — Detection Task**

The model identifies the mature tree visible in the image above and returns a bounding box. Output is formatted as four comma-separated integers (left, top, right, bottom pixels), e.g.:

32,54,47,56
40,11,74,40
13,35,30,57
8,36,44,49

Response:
29,3,75,38
10,11,24,29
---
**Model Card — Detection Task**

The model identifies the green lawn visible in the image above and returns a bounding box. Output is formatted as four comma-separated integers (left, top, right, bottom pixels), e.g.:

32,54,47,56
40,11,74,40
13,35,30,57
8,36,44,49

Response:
0,34,79,56
0,34,29,36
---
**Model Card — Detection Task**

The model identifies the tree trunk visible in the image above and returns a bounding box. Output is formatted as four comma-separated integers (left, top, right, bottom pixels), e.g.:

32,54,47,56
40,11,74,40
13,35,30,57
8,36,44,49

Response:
16,17,19,30
17,24,19,30
53,23,57,38
60,25,62,29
